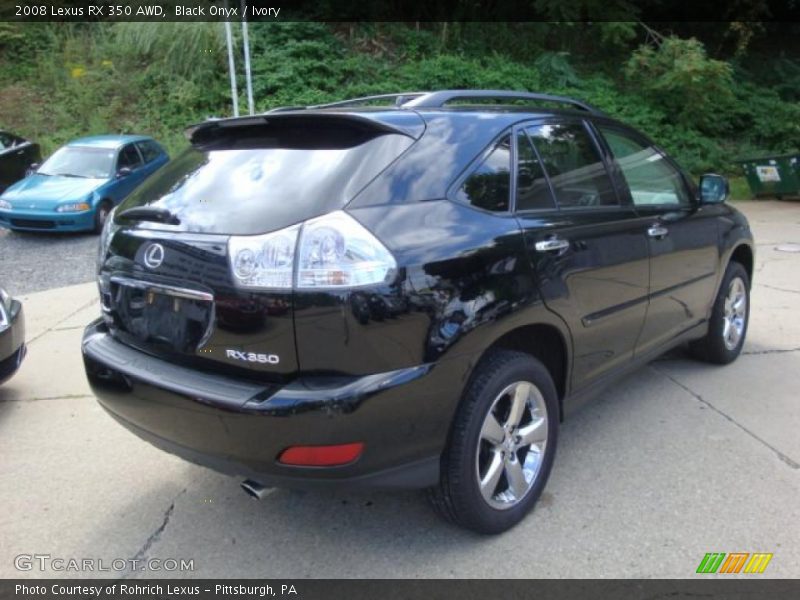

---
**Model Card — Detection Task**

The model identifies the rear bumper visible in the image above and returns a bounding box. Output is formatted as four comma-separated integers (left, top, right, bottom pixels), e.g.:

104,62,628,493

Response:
0,301,26,384
82,319,472,489
0,208,95,232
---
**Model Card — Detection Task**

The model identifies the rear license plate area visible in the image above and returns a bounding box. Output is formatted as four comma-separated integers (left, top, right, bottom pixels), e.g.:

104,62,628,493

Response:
109,280,213,353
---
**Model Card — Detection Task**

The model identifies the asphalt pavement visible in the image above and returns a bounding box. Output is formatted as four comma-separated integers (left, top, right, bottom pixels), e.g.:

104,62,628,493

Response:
0,228,99,295
0,200,798,578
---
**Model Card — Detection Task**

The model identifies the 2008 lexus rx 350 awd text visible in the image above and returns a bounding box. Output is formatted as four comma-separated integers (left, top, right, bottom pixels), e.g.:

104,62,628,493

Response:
83,90,754,533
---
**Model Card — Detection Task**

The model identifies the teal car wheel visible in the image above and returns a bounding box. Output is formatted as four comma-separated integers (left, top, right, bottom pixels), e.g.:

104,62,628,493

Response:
94,200,112,234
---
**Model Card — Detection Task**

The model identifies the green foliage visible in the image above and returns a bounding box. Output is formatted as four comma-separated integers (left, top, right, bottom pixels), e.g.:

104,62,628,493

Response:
111,22,225,81
0,21,797,177
626,36,735,135
0,22,229,156
534,52,580,87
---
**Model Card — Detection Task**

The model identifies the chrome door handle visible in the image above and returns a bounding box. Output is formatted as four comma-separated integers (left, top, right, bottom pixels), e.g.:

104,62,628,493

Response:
534,238,570,253
647,225,669,239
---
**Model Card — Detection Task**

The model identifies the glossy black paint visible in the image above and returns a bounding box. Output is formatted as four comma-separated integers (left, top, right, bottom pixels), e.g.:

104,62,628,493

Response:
0,131,40,192
83,318,466,487
84,102,754,489
100,227,298,379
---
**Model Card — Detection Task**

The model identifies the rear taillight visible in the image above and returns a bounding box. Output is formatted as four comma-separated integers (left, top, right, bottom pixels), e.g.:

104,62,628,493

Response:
228,211,396,290
228,224,301,289
97,208,119,273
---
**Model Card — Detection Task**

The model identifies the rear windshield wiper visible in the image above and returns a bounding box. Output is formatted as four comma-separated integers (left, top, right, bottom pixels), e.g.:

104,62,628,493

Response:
117,206,180,225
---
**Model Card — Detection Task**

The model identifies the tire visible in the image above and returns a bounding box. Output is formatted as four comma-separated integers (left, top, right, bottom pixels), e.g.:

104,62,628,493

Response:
428,349,559,534
690,261,750,364
93,200,112,234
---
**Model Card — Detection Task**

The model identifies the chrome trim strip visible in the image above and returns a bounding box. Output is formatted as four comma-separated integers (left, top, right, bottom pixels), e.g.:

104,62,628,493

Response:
109,276,214,302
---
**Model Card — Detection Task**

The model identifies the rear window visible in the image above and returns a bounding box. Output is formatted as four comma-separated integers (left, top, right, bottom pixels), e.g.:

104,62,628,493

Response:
116,128,414,235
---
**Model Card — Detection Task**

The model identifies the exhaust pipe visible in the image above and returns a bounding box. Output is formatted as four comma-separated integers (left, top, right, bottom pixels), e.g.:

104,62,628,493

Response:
241,479,270,500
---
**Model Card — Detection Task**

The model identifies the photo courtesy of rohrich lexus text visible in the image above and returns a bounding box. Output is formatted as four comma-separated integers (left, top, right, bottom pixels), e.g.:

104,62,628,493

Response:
0,1,799,597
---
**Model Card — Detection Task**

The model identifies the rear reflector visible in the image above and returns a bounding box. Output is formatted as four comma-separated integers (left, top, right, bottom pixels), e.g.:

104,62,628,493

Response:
278,443,364,467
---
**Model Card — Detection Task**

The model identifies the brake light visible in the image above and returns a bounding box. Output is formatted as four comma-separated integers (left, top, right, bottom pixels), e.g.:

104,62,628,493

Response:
278,442,364,467
227,211,396,290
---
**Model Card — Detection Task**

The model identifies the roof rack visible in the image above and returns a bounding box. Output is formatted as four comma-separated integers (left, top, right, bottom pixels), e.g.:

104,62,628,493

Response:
308,92,428,109
264,90,603,115
402,90,603,114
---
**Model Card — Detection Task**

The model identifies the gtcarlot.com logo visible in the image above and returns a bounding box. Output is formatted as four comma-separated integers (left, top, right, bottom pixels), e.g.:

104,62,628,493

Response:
14,554,195,573
696,552,773,574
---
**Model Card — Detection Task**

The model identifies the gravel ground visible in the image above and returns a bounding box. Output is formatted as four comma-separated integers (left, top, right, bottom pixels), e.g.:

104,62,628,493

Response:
0,227,99,296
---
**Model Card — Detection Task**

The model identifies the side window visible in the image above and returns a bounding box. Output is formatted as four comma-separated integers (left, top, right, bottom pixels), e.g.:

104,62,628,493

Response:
0,133,12,150
598,126,690,207
526,122,618,209
117,144,143,170
515,131,555,211
137,141,161,164
456,135,511,212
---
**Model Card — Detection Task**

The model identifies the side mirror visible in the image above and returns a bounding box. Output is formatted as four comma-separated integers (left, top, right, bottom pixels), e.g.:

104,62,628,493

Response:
699,173,729,204
25,163,40,177
116,167,133,179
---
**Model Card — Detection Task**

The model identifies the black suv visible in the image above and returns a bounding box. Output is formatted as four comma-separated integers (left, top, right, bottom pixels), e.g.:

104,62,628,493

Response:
83,90,754,533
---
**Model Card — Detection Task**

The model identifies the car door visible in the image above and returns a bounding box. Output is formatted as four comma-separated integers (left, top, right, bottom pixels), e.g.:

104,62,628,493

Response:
514,120,650,389
592,123,720,356
112,143,147,202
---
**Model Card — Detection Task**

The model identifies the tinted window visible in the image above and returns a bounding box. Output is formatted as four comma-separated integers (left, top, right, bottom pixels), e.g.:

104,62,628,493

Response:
515,131,554,211
116,132,414,235
599,126,690,207
526,122,617,209
118,144,143,170
137,140,162,164
456,135,511,212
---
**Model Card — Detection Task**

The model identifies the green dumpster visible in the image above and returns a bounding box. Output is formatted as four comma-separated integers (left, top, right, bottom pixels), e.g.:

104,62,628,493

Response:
737,153,800,199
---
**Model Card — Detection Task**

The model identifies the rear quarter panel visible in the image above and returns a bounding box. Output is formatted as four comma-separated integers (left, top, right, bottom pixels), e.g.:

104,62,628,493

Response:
295,200,572,381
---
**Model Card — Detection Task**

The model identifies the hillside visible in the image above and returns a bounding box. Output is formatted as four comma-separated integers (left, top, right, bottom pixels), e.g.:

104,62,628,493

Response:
1,21,798,190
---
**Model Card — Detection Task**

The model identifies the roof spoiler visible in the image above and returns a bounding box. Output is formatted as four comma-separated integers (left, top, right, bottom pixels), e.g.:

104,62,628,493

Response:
185,111,425,147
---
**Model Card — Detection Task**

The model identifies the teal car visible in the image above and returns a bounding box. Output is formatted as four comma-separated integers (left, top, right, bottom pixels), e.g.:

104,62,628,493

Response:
0,135,168,233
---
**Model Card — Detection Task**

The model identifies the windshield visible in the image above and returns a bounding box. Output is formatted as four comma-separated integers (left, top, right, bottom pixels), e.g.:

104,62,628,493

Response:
39,146,115,179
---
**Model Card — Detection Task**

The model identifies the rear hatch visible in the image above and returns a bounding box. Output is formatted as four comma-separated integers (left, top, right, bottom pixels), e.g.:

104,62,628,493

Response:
97,111,422,381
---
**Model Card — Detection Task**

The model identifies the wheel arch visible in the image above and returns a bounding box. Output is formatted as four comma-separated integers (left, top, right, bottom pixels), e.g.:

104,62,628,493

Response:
471,321,571,421
729,242,754,284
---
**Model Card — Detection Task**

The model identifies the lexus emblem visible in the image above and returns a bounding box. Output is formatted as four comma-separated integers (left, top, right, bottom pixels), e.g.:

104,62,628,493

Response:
143,243,165,269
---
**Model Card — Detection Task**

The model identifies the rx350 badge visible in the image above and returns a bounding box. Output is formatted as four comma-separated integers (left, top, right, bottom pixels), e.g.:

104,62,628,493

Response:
226,349,280,365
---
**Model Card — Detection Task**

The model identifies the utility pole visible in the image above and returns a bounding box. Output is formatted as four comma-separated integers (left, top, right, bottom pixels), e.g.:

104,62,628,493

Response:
241,0,255,115
224,19,239,117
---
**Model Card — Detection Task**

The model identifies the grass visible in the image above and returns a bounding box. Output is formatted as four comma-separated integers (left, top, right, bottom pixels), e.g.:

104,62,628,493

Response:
728,176,754,201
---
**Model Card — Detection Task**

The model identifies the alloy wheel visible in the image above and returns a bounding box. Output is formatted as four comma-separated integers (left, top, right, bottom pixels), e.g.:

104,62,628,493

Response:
475,381,548,510
722,276,747,350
